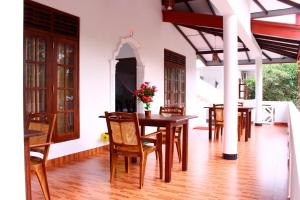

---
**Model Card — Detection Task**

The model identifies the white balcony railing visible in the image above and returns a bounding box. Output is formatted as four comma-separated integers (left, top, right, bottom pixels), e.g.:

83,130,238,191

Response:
288,102,300,199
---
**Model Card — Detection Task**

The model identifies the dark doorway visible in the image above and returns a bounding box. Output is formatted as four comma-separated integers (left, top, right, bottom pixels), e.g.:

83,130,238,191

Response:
115,57,137,112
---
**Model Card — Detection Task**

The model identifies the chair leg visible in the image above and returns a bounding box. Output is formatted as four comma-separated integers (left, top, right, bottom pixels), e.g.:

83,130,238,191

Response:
34,164,50,200
214,126,219,140
139,155,147,188
158,146,163,179
110,154,117,183
175,140,182,163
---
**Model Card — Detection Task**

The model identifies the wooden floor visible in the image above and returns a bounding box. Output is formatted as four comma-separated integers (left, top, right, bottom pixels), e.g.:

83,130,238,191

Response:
31,125,289,200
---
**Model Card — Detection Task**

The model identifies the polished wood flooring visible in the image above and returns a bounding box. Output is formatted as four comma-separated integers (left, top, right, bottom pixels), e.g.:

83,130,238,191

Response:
31,125,288,200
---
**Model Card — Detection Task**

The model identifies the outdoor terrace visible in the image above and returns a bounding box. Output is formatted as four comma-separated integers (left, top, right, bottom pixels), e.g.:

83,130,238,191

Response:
31,124,288,200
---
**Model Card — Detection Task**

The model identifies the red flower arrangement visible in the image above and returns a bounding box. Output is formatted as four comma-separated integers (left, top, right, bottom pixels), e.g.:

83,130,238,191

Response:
134,81,157,110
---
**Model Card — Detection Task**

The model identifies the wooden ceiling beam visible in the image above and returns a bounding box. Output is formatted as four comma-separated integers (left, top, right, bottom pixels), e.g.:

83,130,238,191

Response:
242,42,251,62
262,51,272,61
198,47,249,54
163,11,300,40
173,24,207,64
277,0,300,9
261,45,298,59
206,0,216,15
254,34,300,44
253,0,268,14
256,38,299,49
206,57,296,66
163,11,223,29
257,41,299,53
252,20,300,40
251,7,300,19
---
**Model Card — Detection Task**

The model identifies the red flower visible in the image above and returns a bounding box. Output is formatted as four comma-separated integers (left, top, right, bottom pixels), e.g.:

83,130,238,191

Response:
134,81,157,110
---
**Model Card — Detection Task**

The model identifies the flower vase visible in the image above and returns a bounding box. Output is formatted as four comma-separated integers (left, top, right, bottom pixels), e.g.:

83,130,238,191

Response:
145,110,151,118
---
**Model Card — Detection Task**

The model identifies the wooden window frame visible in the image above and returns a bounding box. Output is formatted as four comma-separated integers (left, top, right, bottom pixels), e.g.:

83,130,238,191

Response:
164,49,186,108
24,0,80,142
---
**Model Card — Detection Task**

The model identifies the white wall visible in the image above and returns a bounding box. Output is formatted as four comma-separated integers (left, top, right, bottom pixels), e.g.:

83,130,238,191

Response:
33,0,197,159
0,1,26,199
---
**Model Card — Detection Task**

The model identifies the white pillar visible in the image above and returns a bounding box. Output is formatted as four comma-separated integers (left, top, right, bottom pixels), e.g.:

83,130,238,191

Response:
223,14,238,160
255,57,263,125
0,1,26,199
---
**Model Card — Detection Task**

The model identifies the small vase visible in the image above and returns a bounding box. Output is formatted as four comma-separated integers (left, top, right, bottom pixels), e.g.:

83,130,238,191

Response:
145,110,151,118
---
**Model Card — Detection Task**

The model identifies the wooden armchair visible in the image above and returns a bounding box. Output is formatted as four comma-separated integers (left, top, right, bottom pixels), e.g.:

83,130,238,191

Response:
27,113,56,200
213,104,224,140
213,104,243,141
158,106,185,162
105,112,162,188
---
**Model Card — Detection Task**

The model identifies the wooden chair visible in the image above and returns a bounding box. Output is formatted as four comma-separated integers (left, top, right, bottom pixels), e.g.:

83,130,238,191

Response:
105,112,162,188
213,104,224,140
212,104,243,141
27,113,56,200
158,106,185,162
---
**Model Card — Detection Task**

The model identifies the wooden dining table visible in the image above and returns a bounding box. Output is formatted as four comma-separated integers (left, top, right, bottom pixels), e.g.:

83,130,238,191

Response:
138,113,197,182
24,130,46,200
205,106,254,141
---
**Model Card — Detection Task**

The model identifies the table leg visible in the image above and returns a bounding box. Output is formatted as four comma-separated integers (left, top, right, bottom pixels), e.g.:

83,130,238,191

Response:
182,122,188,171
165,124,173,182
248,111,252,138
245,111,249,142
209,108,212,140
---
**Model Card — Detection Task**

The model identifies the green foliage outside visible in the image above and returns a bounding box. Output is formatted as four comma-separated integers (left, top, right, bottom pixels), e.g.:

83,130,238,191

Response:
245,63,299,107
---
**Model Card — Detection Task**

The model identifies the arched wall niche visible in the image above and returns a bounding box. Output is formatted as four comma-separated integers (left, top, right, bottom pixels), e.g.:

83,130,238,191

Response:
110,36,145,112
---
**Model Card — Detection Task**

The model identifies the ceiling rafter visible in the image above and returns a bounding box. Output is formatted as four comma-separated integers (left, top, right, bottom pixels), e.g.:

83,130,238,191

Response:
242,43,251,62
256,38,300,49
261,45,298,59
251,7,300,18
277,0,300,9
184,1,222,62
254,34,300,45
206,0,216,15
262,51,272,61
253,0,268,14
198,47,249,54
257,40,299,53
173,24,207,64
205,57,296,66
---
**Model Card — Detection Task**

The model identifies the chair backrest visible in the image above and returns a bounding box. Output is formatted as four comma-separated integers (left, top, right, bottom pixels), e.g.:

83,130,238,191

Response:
159,106,185,116
213,104,224,124
27,113,56,162
105,112,142,153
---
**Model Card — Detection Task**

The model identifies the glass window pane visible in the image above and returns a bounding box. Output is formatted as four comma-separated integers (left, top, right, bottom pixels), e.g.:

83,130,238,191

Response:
25,63,35,88
57,66,64,88
66,90,74,110
66,67,73,88
181,82,184,91
66,112,74,133
25,37,35,61
37,39,46,62
37,90,46,112
26,90,35,113
57,43,65,64
181,93,185,104
66,45,74,65
57,113,65,135
57,90,64,111
37,64,46,87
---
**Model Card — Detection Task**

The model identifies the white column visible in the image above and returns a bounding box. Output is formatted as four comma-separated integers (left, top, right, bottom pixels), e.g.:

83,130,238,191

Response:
255,56,263,124
223,14,238,160
0,1,26,199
